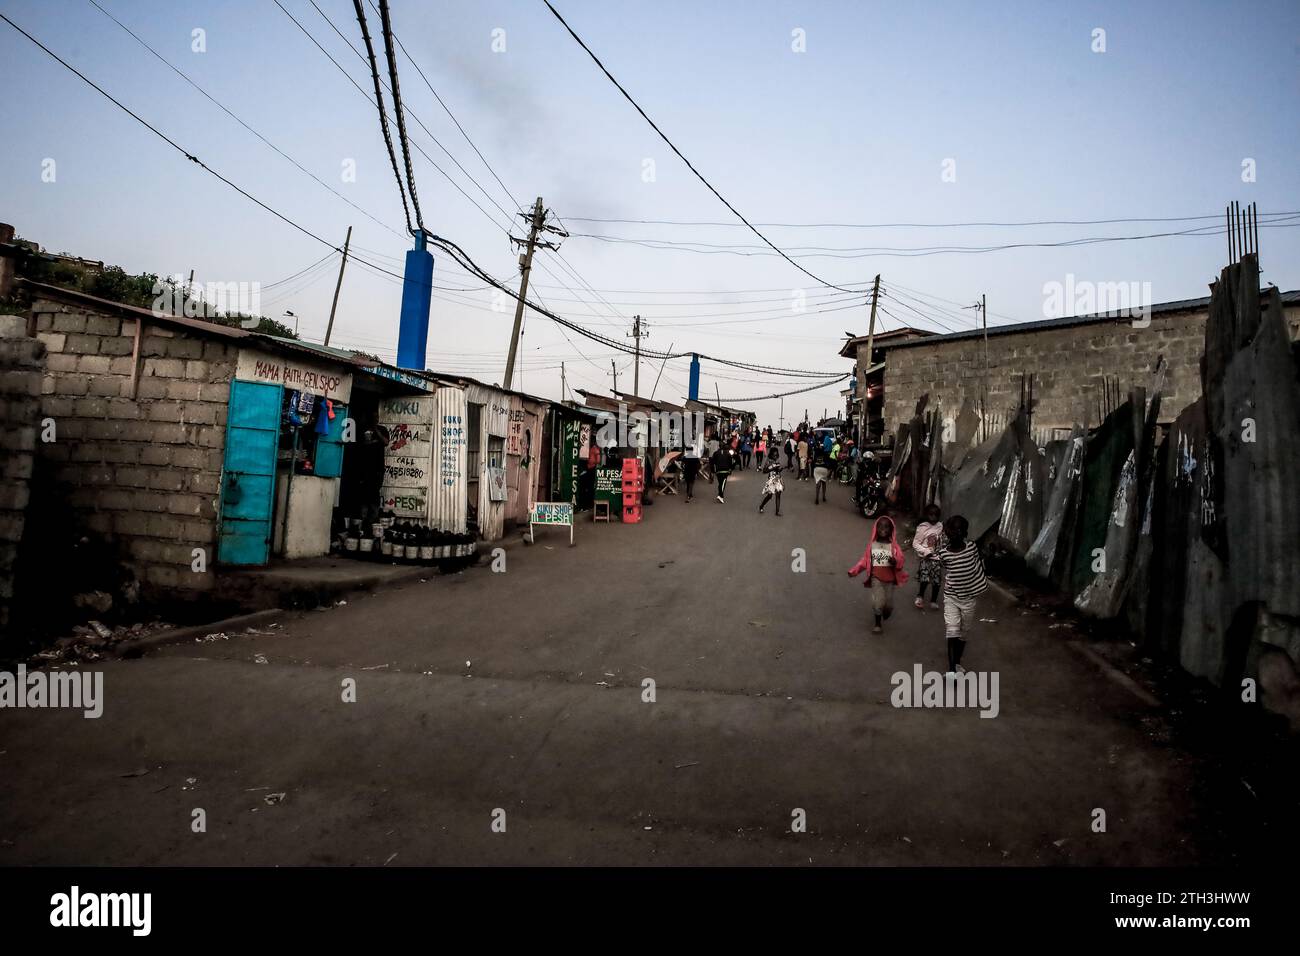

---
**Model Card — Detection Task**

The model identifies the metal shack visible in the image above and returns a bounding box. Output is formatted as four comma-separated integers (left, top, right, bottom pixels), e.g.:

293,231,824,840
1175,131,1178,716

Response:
420,372,550,541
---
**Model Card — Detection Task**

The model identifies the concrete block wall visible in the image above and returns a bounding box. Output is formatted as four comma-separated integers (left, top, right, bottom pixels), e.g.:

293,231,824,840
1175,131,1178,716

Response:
29,297,236,599
884,307,1300,438
0,318,45,631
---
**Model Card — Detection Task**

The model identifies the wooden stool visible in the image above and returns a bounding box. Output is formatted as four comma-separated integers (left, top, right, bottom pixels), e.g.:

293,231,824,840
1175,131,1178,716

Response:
593,500,611,522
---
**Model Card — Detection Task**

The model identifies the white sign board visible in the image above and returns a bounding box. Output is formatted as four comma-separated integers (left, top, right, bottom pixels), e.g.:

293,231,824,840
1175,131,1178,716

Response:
378,395,434,519
236,348,353,402
529,501,574,546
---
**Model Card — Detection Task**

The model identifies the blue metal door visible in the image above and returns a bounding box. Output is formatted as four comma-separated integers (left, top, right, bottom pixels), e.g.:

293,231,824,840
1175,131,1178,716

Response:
218,379,282,565
314,403,348,478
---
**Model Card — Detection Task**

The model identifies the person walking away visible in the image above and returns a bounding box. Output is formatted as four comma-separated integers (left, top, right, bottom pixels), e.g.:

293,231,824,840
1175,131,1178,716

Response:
912,504,944,608
797,437,809,481
785,434,797,471
758,456,784,515
847,516,908,634
681,434,701,503
711,443,733,503
741,434,753,470
813,443,832,504
938,515,988,674
755,436,766,471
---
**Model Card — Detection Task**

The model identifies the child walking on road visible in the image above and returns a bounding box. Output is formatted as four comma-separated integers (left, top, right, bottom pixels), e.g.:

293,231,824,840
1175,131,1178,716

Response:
912,504,944,609
847,516,909,634
938,515,988,674
758,457,784,516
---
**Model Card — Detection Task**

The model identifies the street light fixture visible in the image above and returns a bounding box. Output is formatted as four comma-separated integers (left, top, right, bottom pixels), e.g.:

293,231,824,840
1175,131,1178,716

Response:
283,310,299,337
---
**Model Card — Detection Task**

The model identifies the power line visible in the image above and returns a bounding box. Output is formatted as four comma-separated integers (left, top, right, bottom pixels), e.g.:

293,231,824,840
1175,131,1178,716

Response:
715,376,850,403
4,11,849,384
563,216,1300,259
540,0,863,295
87,0,405,241
347,0,414,234
262,251,339,289
559,211,1300,229
427,232,846,377
375,0,424,232
366,0,520,212
299,1,632,336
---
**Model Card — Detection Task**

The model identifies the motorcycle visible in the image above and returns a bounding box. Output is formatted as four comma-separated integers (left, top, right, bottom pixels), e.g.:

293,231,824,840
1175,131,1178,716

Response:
854,456,887,518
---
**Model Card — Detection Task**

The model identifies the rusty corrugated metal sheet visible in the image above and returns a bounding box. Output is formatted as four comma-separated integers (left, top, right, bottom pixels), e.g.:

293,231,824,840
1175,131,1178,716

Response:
504,395,548,525
428,385,468,534
1202,266,1300,686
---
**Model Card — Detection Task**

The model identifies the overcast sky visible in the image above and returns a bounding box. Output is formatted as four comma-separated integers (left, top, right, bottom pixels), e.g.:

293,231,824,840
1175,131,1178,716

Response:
3,0,1298,428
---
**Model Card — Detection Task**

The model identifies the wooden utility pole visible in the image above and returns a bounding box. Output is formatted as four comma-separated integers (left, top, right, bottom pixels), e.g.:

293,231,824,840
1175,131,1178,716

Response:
324,225,352,347
560,361,567,402
980,293,989,441
628,314,645,396
649,341,674,400
860,273,881,446
611,359,618,395
503,197,545,389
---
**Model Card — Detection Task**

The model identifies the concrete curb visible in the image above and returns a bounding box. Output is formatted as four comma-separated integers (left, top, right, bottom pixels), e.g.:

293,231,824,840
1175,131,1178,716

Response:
983,573,1163,708
1066,640,1163,708
985,578,1020,607
113,552,495,658
112,608,286,657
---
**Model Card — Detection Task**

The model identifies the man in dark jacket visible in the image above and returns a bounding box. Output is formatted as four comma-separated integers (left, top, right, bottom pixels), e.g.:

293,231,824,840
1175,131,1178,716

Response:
711,445,733,503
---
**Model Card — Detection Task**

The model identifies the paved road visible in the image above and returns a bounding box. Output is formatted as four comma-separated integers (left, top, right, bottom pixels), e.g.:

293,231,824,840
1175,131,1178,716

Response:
0,468,1225,865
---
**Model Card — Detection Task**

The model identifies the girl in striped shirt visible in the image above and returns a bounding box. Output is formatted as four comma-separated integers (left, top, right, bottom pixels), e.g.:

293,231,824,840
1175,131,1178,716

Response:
938,515,988,674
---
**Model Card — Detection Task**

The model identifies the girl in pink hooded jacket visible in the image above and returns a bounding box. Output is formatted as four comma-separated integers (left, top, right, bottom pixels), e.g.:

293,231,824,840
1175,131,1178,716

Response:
848,516,909,634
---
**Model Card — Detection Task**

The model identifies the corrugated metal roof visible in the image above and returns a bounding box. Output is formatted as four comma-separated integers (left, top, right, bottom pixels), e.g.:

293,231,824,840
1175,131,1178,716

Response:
838,327,934,358
22,279,376,371
882,288,1300,352
421,368,551,409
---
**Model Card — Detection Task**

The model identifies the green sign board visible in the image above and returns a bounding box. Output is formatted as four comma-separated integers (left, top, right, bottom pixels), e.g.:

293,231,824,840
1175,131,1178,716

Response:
558,417,581,506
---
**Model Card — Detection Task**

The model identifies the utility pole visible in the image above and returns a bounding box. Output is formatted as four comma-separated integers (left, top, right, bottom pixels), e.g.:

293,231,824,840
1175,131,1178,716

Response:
611,359,618,396
650,342,674,401
561,361,567,402
503,197,545,389
628,314,647,396
324,225,352,347
980,293,989,441
861,274,881,447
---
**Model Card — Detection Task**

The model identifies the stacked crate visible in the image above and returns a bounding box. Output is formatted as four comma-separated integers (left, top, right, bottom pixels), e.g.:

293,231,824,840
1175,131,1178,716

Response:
621,458,643,524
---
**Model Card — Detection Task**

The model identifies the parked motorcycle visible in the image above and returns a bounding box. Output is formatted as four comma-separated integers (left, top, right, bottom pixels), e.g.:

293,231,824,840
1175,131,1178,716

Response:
854,454,887,518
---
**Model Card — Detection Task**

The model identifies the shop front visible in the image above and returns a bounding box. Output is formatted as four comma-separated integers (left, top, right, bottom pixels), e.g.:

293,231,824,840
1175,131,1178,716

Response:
219,346,354,564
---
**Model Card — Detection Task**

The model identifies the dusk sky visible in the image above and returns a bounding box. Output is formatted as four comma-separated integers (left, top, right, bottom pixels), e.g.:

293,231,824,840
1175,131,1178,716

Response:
3,0,1298,427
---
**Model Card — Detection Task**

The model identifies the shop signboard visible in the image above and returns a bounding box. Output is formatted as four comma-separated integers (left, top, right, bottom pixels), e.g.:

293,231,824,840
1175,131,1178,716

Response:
558,416,582,505
378,395,434,519
236,348,352,402
507,405,527,457
595,467,623,515
529,501,574,546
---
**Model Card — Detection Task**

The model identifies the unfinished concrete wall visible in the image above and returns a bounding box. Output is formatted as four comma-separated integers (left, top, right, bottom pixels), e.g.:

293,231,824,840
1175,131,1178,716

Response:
29,297,236,601
885,305,1300,437
0,316,44,633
